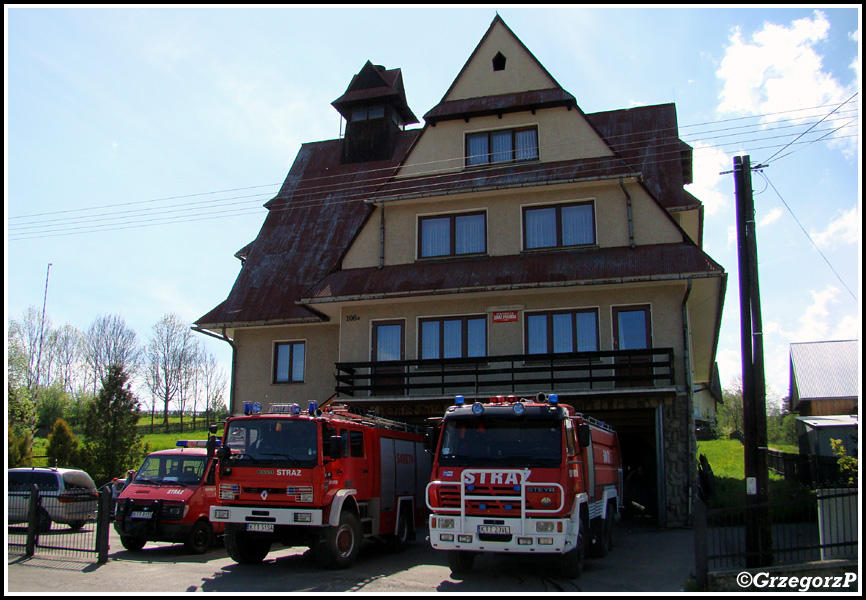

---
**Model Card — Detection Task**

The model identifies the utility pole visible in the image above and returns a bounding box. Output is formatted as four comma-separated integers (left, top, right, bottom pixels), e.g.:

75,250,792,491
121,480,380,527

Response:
32,263,53,447
733,155,772,567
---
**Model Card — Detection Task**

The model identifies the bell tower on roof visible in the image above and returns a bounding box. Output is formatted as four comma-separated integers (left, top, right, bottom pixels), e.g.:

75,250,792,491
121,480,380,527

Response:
331,61,419,164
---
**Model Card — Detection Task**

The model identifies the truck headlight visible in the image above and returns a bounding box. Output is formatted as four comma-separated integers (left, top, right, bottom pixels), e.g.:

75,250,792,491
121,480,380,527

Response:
213,509,230,520
435,517,455,529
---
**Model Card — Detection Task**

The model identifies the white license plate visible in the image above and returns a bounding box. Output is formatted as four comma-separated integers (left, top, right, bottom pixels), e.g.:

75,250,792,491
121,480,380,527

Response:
247,523,274,533
478,525,510,535
130,511,153,519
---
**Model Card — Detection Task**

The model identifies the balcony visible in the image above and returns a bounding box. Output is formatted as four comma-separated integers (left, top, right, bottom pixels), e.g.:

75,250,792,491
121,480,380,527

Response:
335,348,674,398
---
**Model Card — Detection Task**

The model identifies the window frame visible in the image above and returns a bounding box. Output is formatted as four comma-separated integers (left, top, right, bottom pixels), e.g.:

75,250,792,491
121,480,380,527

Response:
418,314,488,361
465,126,539,167
522,200,596,251
417,210,487,259
273,340,306,384
524,308,600,355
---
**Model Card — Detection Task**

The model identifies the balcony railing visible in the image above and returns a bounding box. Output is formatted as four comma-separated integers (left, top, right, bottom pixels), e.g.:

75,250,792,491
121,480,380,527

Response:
335,347,674,398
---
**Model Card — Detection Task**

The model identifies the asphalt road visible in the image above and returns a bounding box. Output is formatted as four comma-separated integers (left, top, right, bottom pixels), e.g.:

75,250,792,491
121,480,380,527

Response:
7,521,696,593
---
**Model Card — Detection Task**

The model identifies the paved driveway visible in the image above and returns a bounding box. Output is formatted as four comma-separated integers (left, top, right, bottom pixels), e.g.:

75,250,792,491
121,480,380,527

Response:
8,521,696,593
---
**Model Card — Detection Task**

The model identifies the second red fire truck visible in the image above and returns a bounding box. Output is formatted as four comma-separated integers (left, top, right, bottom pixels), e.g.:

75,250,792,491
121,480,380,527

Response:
426,393,622,577
210,401,431,569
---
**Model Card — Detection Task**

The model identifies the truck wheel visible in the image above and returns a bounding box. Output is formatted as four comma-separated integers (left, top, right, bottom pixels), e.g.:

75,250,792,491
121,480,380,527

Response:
591,510,614,558
225,528,271,564
559,522,587,578
389,510,411,553
120,535,147,552
184,520,213,554
447,550,476,575
316,511,361,569
603,504,615,552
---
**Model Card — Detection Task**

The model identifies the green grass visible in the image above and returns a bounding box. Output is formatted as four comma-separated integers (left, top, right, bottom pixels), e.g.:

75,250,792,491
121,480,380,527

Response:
697,438,801,509
141,429,212,452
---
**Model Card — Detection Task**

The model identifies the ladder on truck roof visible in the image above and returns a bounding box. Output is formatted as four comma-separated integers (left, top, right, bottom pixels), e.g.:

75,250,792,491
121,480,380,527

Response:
327,404,426,435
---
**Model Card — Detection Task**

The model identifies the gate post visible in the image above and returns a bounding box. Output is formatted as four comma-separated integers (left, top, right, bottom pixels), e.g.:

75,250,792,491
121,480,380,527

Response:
96,486,112,563
25,484,40,557
694,492,708,590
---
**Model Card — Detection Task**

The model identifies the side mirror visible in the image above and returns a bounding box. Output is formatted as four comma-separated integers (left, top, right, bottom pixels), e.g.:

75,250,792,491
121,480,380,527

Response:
577,424,591,448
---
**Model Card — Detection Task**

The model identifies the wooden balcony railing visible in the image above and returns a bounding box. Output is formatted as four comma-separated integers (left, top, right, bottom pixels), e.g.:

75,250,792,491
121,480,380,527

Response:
335,348,674,398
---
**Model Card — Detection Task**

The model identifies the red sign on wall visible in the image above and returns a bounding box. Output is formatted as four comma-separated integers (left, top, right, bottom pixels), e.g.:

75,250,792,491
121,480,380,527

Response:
492,311,518,323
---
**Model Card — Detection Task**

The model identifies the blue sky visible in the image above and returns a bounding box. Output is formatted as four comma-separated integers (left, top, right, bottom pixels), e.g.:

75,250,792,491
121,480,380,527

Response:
6,6,861,409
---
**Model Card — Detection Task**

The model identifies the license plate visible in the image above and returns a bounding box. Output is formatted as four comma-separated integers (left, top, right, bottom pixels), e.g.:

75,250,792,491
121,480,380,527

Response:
130,511,153,519
478,525,510,535
247,523,274,533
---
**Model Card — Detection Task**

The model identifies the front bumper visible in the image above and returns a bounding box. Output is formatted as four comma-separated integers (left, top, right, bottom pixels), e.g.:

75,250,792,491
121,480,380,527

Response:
429,515,575,554
210,505,323,528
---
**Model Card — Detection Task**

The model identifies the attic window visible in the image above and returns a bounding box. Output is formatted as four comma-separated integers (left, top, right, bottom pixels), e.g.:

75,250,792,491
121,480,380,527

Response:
492,52,506,72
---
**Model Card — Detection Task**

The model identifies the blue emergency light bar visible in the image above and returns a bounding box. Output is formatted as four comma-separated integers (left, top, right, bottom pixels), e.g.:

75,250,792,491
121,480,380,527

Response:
176,439,221,448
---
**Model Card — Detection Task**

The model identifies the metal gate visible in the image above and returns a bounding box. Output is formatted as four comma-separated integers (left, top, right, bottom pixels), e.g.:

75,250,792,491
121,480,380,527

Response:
8,484,112,563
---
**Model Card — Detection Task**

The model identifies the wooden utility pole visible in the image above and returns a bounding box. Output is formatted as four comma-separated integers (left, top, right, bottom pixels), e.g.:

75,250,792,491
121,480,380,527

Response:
733,155,772,567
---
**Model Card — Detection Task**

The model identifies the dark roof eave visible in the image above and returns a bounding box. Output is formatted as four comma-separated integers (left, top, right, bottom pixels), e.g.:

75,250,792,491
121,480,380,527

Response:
300,270,726,306
425,97,577,125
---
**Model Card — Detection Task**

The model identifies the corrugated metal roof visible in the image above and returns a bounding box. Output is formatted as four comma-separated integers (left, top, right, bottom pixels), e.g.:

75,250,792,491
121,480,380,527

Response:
301,243,724,304
790,340,860,401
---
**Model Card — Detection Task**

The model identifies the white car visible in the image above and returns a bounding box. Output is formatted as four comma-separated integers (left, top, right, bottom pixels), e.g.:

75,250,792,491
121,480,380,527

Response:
8,468,99,532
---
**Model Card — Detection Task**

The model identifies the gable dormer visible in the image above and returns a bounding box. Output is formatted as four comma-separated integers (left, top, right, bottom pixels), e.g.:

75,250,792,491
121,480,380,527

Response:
331,61,419,164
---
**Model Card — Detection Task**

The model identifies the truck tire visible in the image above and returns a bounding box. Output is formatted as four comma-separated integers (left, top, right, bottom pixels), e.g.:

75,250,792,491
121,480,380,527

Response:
447,550,476,575
591,508,614,557
184,520,214,554
315,511,361,569
225,528,271,564
559,520,587,578
120,535,147,552
389,509,411,553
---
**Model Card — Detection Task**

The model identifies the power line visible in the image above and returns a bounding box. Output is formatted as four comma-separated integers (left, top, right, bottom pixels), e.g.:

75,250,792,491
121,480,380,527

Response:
758,170,857,302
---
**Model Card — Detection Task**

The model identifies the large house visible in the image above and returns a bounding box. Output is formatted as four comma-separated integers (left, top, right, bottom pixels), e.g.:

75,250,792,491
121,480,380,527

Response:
196,16,727,526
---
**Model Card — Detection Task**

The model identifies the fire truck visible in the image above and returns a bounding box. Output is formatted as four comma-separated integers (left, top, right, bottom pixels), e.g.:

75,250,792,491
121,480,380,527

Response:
210,401,431,568
114,439,223,554
426,394,622,577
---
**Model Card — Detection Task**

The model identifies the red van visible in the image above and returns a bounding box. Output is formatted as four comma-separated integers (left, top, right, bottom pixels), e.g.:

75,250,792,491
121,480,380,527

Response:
114,441,224,554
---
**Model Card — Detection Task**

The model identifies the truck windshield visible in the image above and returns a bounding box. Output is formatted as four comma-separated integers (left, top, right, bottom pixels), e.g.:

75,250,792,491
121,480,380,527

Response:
224,419,318,467
438,418,563,467
134,455,206,485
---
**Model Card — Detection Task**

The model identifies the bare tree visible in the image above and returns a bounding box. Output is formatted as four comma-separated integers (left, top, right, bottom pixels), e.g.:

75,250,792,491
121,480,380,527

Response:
8,305,51,391
47,324,82,394
82,314,141,394
202,350,227,425
144,313,196,429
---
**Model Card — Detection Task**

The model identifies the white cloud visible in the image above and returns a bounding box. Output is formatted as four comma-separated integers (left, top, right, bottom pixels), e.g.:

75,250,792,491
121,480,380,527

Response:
716,11,857,157
759,206,783,227
810,207,860,249
685,141,731,216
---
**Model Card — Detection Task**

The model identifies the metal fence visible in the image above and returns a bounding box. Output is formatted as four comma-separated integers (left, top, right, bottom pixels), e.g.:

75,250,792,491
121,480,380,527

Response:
695,487,858,585
8,485,112,563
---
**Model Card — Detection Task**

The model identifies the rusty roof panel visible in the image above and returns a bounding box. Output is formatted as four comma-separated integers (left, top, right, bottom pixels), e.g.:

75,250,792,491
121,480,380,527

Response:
301,243,725,303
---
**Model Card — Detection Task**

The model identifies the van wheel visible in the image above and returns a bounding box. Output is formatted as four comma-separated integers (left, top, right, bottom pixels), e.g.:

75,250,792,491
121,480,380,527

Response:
315,511,361,569
69,521,86,531
225,528,271,564
447,550,476,575
184,520,213,554
120,535,147,552
37,508,51,533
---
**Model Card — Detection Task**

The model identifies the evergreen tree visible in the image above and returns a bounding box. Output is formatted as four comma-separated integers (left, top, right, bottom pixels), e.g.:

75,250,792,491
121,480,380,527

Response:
46,418,81,468
81,364,144,486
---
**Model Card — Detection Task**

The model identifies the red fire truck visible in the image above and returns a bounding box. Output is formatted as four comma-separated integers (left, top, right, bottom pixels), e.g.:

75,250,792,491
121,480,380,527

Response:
114,439,223,554
210,401,431,568
426,394,622,577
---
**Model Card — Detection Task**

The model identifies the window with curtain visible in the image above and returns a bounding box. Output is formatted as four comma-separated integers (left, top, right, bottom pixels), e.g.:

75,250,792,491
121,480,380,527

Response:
274,341,305,383
419,212,486,258
419,316,487,360
466,126,538,166
525,309,599,355
524,201,595,250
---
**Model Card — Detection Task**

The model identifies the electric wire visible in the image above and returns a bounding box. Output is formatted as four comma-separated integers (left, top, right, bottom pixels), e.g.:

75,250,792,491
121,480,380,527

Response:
8,101,859,240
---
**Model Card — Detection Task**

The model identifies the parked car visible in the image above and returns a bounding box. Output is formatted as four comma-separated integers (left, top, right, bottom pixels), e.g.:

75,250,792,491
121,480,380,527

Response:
8,468,99,532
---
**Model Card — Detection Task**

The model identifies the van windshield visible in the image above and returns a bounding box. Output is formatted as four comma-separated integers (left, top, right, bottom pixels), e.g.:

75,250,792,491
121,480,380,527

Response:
224,419,319,467
134,455,206,485
438,418,563,468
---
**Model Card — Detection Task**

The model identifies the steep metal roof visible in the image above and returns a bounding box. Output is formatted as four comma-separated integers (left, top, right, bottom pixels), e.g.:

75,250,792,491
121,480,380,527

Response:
789,340,860,401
